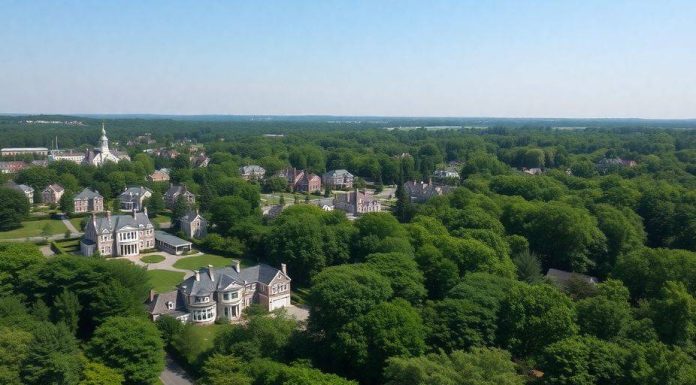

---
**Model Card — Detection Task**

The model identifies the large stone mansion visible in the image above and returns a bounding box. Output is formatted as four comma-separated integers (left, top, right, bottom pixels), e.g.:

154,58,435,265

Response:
81,210,155,257
147,262,291,324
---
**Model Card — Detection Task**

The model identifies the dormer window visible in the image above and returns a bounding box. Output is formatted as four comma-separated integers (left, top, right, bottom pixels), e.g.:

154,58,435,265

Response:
167,301,174,310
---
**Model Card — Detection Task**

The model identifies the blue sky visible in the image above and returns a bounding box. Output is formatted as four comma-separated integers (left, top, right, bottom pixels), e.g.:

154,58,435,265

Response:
1,0,695,118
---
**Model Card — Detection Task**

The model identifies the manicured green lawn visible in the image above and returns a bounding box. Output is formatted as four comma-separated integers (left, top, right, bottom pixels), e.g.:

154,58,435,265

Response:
147,269,185,293
0,219,68,240
69,217,84,231
141,255,165,264
172,254,238,270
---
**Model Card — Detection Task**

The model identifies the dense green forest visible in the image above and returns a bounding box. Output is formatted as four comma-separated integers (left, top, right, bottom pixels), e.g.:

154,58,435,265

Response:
1,116,695,384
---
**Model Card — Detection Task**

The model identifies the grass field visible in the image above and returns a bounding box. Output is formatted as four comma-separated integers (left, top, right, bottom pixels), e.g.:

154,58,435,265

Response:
0,219,68,240
147,269,185,293
172,254,242,270
69,217,84,231
141,255,166,264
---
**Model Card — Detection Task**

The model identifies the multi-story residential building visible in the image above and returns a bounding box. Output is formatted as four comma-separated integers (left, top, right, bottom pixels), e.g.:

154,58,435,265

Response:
180,210,207,239
322,169,354,189
0,161,29,174
164,184,195,209
80,210,155,257
73,188,104,213
42,183,64,204
239,165,266,180
48,150,86,164
119,186,152,211
276,167,321,192
334,190,381,216
1,147,49,157
147,169,170,182
146,262,291,323
5,181,35,204
277,167,304,187
403,180,452,203
296,172,321,193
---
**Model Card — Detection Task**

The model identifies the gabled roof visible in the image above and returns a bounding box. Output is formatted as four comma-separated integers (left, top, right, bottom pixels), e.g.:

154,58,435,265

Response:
323,169,353,178
147,290,187,316
5,181,34,194
120,186,152,197
44,183,64,193
180,210,205,223
165,184,193,197
74,188,102,200
179,264,289,297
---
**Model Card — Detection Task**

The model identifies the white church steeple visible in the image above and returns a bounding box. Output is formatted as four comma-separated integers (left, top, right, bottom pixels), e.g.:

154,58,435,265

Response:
99,122,110,154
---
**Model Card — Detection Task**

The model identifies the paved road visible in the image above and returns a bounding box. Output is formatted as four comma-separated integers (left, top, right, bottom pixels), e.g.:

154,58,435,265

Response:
160,354,193,385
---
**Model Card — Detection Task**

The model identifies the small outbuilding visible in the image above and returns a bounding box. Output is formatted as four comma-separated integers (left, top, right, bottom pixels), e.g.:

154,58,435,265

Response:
155,231,192,255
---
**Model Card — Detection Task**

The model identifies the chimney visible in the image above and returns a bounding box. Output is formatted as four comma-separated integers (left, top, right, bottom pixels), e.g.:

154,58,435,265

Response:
233,260,240,273
281,263,287,275
132,208,137,219
148,289,155,302
106,210,111,221
194,270,200,281
208,265,215,281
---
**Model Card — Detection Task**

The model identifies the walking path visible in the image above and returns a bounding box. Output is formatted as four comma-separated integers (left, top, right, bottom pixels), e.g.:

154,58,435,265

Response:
62,218,80,236
117,251,203,279
159,354,193,385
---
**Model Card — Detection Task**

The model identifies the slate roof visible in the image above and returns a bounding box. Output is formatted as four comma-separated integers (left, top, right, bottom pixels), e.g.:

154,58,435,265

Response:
44,183,64,193
147,290,187,316
5,181,35,194
180,264,288,297
93,212,153,233
323,169,353,178
120,186,152,198
74,188,102,200
165,184,192,197
180,210,204,223
240,165,265,174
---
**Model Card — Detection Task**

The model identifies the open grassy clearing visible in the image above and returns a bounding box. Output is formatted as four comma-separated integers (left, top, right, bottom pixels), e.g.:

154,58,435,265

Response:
147,269,185,293
0,219,68,240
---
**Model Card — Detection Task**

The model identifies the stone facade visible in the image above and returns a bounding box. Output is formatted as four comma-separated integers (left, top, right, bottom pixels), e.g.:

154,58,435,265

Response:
41,183,64,204
334,190,381,215
403,181,452,203
322,169,354,189
164,184,195,209
239,165,266,180
81,210,155,257
147,262,291,323
73,188,104,213
119,186,152,211
180,210,207,239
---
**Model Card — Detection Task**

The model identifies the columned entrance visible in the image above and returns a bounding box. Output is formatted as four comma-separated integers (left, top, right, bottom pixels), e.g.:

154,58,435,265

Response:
120,243,139,256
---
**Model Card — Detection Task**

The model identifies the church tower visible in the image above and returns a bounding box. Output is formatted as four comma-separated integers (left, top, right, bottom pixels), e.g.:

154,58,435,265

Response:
99,122,110,154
